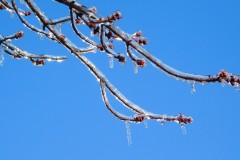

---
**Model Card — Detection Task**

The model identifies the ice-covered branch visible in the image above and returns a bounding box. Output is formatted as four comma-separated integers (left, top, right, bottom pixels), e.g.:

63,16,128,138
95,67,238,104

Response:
100,79,193,127
20,0,193,130
54,0,240,88
3,0,239,138
0,32,67,65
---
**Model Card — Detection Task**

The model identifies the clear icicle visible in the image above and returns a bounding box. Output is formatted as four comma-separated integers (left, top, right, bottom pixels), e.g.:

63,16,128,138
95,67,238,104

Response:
125,121,132,146
109,57,114,69
181,125,187,134
0,50,4,66
144,120,148,128
191,82,196,94
134,62,138,74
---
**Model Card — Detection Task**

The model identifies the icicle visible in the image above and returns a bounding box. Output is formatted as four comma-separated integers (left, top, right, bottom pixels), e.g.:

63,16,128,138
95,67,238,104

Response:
180,125,187,134
109,56,114,69
160,120,165,126
125,121,132,146
0,49,4,66
134,62,138,74
157,115,166,126
20,0,25,4
144,120,148,128
191,82,196,94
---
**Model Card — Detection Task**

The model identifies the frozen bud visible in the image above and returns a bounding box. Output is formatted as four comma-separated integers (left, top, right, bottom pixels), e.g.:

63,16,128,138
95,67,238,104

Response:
0,4,5,10
75,18,81,24
230,75,236,86
136,59,145,67
97,44,104,51
134,115,145,122
15,31,24,39
23,11,31,16
138,38,148,45
132,31,142,38
35,59,45,66
105,31,113,39
108,43,114,49
113,35,121,41
114,11,122,20
88,22,96,28
217,70,228,79
176,113,193,125
93,26,100,35
116,54,126,63
13,54,22,59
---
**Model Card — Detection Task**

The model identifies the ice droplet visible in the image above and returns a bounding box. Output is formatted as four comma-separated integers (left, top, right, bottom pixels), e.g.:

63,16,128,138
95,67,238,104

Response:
191,82,196,94
181,125,187,135
125,121,132,146
160,120,165,126
109,57,114,69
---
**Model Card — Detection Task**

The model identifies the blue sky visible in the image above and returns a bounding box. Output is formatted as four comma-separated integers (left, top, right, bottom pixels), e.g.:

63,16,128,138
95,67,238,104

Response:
0,0,240,160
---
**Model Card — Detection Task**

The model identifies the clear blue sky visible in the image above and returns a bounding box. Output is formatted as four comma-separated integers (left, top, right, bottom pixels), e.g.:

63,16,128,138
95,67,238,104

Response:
1,0,240,160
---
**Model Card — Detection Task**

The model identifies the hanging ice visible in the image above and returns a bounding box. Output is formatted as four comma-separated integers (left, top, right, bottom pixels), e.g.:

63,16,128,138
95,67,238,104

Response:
0,50,4,66
191,82,196,94
144,120,148,128
181,125,187,134
20,0,25,4
134,62,138,74
109,56,114,69
125,121,132,146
